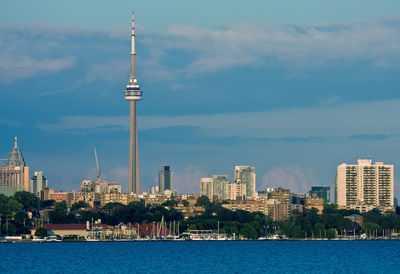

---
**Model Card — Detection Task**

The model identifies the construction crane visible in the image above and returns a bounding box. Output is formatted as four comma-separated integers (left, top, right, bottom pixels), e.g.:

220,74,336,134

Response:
93,147,101,181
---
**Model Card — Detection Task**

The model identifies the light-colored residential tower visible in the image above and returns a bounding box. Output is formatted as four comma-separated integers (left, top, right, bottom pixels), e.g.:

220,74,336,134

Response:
336,159,394,210
125,10,143,194
200,177,213,199
227,182,246,200
234,166,256,199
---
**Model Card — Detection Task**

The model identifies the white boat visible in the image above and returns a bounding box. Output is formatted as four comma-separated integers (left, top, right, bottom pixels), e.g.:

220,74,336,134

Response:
45,236,62,242
32,237,45,242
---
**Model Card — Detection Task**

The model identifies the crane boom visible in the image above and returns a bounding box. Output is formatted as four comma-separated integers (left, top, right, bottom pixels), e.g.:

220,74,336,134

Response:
93,147,101,180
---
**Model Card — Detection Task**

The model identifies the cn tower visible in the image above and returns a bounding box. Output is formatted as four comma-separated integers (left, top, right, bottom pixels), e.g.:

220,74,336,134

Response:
125,9,142,194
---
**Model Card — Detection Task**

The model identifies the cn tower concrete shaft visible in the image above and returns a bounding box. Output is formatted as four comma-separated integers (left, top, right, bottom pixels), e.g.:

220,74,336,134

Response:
125,10,142,194
129,100,140,194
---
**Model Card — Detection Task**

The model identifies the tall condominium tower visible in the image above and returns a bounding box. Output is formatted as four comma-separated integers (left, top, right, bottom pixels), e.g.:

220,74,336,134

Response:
30,171,48,195
0,137,30,196
158,165,172,194
212,175,229,200
200,177,213,199
125,10,143,194
336,159,394,208
234,166,256,199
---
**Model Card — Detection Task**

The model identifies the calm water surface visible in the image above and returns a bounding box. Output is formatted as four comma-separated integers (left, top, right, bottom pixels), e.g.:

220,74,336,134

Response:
1,241,399,273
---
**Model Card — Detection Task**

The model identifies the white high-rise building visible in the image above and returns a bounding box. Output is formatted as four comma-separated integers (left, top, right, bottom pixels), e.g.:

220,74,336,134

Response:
336,159,394,208
234,166,256,199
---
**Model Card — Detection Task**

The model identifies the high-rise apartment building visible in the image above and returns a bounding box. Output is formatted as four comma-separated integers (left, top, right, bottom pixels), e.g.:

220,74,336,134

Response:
159,165,172,194
336,159,394,209
30,171,48,195
234,166,256,199
227,182,246,200
0,137,29,196
200,177,213,199
212,175,229,200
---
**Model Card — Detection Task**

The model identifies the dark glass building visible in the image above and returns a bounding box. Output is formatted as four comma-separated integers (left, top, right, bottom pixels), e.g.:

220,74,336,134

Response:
158,165,172,193
309,186,330,204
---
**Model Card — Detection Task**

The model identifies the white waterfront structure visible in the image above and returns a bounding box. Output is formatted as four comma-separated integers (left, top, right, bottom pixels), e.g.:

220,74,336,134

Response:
125,10,143,194
336,159,394,211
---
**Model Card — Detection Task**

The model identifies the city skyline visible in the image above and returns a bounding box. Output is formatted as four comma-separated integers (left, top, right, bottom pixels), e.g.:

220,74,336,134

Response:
1,2,400,194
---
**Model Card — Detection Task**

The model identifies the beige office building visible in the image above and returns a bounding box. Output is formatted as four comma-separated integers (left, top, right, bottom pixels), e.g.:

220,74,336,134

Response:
336,159,394,209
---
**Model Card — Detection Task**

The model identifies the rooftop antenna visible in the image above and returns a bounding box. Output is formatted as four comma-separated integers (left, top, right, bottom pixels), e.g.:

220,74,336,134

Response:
93,147,101,180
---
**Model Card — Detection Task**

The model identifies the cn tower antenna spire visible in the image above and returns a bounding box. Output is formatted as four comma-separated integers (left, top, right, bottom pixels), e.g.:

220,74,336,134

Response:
131,9,135,55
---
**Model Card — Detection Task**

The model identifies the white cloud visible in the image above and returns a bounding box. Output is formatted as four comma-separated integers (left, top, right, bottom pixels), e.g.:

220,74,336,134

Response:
147,18,400,75
172,166,207,194
261,166,317,193
0,53,75,83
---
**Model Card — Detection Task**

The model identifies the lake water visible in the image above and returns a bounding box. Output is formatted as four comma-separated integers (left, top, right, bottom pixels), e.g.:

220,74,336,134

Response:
1,241,399,273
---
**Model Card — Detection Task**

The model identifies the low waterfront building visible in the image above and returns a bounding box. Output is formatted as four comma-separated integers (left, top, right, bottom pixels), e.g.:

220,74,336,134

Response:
222,200,266,214
39,187,68,202
345,214,363,226
304,193,324,213
31,224,88,238
80,180,122,194
67,192,100,208
173,205,206,219
100,193,138,207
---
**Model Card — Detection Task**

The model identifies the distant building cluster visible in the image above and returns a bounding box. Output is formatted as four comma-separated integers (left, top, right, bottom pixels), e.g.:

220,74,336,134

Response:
200,166,256,201
0,137,396,221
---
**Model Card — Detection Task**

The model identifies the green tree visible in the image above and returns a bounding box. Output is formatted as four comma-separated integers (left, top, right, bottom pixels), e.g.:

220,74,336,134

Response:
2,222,16,235
182,200,189,207
196,196,210,207
162,199,178,207
240,223,258,239
14,191,39,210
70,201,90,212
326,228,336,239
34,227,48,238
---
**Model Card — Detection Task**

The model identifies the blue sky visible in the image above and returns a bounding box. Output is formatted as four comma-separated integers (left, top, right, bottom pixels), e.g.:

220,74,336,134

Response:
1,1,400,195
